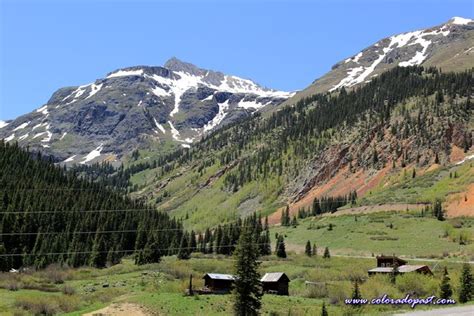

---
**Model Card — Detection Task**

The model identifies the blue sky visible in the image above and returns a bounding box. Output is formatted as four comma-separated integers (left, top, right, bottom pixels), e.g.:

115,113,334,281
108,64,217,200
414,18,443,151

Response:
0,0,472,120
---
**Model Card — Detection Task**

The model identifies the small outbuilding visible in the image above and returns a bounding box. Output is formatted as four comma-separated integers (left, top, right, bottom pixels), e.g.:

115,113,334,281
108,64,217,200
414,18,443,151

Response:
261,272,290,295
202,273,235,293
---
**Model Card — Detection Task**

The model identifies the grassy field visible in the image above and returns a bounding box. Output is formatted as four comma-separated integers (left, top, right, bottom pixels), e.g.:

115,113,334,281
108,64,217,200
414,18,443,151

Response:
271,212,474,260
1,249,472,315
360,161,474,205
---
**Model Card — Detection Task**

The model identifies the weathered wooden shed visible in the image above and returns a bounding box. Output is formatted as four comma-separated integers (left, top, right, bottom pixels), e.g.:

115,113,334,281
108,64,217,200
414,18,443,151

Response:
261,272,290,295
202,273,235,293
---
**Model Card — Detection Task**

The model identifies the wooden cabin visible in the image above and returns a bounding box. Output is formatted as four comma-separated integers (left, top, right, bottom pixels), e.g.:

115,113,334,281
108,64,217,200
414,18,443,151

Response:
261,272,290,295
202,273,235,293
376,255,407,267
368,255,432,276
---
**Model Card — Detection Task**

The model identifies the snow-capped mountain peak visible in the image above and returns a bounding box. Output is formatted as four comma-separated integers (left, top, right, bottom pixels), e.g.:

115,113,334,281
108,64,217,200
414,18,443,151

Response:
0,58,292,164
327,16,473,92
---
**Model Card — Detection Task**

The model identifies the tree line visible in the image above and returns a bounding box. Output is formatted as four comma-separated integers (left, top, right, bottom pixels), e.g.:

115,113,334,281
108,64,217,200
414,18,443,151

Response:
0,142,185,271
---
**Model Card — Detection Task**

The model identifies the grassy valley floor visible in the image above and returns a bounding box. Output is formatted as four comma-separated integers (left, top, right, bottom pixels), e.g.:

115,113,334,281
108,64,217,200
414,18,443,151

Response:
1,211,473,316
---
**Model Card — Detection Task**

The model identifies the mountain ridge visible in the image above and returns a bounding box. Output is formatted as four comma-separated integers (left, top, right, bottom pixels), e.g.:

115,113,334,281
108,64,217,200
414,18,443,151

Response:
0,58,292,164
281,16,473,108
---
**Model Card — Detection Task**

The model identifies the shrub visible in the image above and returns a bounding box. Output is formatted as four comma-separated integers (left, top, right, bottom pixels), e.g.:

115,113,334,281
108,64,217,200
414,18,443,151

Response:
396,273,437,297
7,281,21,291
304,283,328,298
328,282,351,305
15,297,60,316
61,284,76,295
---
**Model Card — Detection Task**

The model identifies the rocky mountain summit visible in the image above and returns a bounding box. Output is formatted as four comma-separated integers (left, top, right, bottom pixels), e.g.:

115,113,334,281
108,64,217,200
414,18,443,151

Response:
285,16,474,105
0,58,292,164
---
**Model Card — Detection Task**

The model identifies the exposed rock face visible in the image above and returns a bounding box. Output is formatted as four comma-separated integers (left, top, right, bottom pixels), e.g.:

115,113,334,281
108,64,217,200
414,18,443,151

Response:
0,58,292,164
283,16,474,106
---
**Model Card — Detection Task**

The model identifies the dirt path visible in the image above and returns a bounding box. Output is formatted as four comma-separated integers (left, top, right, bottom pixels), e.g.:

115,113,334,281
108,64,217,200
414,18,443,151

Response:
83,303,151,316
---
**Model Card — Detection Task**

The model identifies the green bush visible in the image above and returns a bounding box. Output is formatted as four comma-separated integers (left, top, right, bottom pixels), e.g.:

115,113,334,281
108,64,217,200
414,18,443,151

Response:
396,273,438,297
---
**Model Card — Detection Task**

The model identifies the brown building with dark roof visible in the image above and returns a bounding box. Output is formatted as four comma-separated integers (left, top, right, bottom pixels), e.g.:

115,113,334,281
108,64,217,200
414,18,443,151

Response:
261,272,290,295
203,273,235,293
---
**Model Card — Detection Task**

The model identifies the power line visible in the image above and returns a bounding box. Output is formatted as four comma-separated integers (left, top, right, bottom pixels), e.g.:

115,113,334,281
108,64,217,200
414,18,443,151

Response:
0,242,271,257
0,199,392,215
0,208,158,215
0,223,269,236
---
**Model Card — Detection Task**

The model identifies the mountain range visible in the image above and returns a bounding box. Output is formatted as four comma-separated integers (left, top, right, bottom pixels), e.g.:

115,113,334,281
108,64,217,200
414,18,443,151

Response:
0,58,292,164
0,17,473,230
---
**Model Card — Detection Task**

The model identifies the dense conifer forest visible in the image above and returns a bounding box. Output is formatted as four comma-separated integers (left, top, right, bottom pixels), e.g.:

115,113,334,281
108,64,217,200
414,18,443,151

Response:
0,142,185,271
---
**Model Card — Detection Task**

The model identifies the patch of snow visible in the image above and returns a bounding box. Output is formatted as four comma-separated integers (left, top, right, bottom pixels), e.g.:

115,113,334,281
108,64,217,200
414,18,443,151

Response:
62,84,90,104
450,17,473,25
202,94,214,101
151,85,170,97
154,118,166,133
36,105,48,115
238,99,266,110
183,137,193,143
41,131,52,143
0,121,8,129
33,132,47,139
137,100,143,107
353,52,363,63
32,122,48,131
85,83,103,99
13,121,31,131
63,155,76,163
203,100,229,132
329,66,365,91
60,132,67,140
170,71,203,117
168,121,181,141
107,69,144,78
18,133,29,141
42,144,50,148
81,144,104,164
5,134,15,142
181,144,191,148
330,25,452,91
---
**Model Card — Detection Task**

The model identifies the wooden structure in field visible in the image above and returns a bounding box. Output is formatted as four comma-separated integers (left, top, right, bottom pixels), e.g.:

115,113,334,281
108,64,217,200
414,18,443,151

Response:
261,272,290,295
202,273,235,294
368,255,432,276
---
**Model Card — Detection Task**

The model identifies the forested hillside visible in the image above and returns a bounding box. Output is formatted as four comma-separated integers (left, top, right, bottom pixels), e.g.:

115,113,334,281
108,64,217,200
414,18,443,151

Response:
120,66,472,229
0,142,186,271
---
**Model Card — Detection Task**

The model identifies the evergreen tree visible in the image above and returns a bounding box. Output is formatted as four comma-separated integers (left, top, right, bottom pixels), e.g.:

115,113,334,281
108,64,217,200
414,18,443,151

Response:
233,227,262,316
178,233,191,260
433,199,445,221
305,240,312,257
439,267,453,299
291,215,298,227
312,244,317,257
390,264,399,284
276,236,287,258
351,280,362,307
323,247,330,259
321,302,328,316
459,263,473,303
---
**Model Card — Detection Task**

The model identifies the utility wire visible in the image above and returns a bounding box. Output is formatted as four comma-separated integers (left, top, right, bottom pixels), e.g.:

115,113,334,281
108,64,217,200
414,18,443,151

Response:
0,242,272,257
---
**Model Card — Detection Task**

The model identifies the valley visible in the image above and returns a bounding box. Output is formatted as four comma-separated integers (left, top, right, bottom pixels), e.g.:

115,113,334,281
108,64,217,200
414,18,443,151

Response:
0,13,473,316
